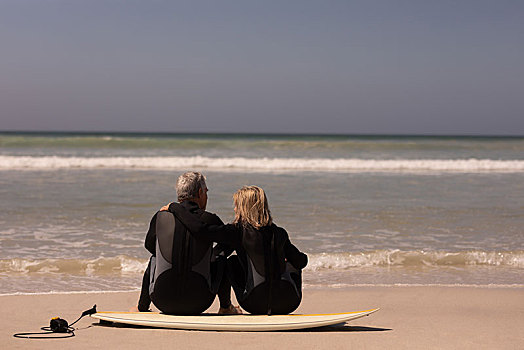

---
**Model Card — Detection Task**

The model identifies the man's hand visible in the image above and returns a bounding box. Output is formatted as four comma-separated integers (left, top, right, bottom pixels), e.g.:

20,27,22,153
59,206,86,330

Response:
160,202,173,211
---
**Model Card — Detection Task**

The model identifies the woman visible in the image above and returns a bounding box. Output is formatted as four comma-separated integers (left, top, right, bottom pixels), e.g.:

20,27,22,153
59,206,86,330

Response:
169,186,308,315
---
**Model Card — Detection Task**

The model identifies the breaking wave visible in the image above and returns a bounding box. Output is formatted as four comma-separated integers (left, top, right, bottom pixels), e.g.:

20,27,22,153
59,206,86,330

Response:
0,255,147,275
1,250,522,275
306,250,524,270
1,155,523,173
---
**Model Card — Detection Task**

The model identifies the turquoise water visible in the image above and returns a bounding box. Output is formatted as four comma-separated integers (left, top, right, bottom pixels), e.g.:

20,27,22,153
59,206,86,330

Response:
1,132,524,159
0,132,523,293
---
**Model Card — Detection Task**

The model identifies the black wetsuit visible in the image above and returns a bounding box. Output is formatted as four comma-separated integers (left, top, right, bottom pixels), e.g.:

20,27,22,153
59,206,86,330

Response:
138,201,232,315
168,202,308,315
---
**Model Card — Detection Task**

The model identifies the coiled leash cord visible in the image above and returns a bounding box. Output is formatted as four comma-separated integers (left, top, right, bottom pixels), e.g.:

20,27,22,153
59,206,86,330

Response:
13,304,97,339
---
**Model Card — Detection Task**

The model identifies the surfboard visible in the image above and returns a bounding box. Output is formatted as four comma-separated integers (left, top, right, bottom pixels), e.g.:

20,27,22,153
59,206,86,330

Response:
91,309,379,331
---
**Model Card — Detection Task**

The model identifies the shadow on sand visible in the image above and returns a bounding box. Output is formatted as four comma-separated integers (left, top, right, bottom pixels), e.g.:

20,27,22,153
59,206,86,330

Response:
93,320,391,333
297,323,391,332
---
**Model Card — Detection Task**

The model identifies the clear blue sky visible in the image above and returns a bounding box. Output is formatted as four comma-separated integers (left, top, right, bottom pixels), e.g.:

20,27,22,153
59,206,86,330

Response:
1,0,523,135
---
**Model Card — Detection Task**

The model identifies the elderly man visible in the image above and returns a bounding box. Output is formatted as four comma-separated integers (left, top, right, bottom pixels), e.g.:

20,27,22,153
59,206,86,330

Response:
135,172,240,315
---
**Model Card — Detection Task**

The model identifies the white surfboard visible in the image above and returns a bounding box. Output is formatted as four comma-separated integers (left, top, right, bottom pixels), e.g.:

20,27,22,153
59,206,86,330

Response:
91,309,379,331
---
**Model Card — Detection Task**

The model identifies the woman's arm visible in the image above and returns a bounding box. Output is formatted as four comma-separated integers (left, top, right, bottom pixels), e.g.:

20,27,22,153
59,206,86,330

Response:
281,229,308,269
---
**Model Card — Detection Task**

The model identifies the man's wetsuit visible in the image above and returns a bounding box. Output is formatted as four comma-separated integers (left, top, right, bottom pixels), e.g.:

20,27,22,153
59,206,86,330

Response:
138,201,232,315
167,202,308,315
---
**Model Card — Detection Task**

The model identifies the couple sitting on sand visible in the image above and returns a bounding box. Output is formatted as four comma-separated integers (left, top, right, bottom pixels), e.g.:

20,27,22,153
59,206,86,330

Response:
135,171,308,315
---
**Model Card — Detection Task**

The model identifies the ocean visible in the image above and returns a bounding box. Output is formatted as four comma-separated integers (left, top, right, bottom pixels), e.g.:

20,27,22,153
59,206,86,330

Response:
0,132,523,295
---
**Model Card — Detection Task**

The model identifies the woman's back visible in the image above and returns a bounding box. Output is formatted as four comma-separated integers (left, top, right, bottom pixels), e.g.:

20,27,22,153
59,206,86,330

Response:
230,223,307,315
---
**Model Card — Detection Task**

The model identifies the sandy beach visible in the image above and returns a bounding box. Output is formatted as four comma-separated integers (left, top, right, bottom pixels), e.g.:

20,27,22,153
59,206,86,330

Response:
3,286,523,349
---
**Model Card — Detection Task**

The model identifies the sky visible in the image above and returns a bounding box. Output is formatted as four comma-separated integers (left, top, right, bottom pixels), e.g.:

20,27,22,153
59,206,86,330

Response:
0,0,523,135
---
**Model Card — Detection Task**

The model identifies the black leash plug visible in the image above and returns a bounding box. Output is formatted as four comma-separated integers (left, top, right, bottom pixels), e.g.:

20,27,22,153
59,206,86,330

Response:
50,317,70,333
13,304,97,339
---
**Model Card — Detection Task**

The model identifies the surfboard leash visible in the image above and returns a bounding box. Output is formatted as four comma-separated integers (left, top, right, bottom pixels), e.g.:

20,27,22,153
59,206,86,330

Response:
13,304,97,339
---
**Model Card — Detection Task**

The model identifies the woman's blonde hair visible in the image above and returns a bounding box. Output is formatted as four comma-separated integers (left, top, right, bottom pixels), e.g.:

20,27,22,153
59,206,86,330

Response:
233,186,273,229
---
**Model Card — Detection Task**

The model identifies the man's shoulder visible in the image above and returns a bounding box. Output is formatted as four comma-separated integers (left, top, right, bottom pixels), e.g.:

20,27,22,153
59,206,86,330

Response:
168,201,224,225
200,211,224,225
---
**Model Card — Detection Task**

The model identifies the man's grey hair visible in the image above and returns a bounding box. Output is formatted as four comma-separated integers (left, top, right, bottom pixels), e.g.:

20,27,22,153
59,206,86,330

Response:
176,172,207,202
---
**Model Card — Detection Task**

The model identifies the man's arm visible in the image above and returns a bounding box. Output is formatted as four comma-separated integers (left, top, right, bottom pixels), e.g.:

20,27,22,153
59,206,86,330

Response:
168,202,239,245
137,257,153,311
144,212,159,255
201,212,236,257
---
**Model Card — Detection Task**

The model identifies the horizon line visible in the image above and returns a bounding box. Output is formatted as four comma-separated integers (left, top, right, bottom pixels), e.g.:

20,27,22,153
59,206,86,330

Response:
1,130,523,138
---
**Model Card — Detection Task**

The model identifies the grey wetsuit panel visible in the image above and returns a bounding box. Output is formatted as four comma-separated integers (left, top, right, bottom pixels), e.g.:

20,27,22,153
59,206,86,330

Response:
155,212,176,264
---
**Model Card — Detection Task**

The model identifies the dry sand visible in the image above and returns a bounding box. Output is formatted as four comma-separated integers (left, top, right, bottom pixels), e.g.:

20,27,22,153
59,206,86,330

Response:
3,286,523,349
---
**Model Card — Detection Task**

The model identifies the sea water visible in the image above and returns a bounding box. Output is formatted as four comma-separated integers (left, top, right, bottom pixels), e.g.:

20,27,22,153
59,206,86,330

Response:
0,132,523,294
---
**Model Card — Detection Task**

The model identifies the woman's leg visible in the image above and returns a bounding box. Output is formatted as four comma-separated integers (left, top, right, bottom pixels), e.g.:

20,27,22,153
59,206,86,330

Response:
212,255,233,309
226,255,247,301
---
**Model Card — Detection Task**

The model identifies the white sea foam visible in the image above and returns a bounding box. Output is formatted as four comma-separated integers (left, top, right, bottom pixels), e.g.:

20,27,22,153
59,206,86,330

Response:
0,289,142,297
2,283,523,297
1,155,523,173
1,251,522,275
2,284,523,296
303,283,524,289
0,255,148,275
305,250,524,270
